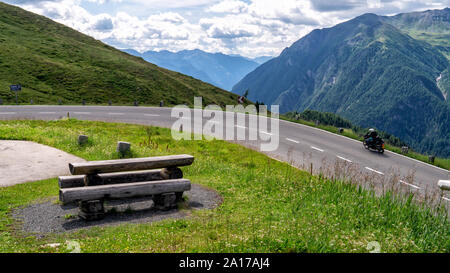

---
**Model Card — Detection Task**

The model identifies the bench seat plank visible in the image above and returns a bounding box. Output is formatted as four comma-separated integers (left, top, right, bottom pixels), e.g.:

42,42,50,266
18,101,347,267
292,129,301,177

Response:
59,179,191,204
59,170,165,188
69,154,194,175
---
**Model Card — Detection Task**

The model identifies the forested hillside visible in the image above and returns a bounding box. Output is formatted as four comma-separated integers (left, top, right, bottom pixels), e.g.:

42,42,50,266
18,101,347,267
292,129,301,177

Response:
233,10,450,157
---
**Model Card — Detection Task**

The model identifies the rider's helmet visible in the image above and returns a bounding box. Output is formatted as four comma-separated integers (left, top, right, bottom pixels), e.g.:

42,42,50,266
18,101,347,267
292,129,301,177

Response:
368,128,378,137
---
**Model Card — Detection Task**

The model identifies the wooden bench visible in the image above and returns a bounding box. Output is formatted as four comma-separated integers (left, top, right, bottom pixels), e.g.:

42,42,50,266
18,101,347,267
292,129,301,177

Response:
58,154,194,221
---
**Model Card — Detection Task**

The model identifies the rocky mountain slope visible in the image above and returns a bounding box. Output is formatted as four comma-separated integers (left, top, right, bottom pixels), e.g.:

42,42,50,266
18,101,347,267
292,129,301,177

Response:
233,10,450,157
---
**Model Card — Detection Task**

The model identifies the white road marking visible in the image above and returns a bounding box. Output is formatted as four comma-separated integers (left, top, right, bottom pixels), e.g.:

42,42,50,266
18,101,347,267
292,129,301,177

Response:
442,197,450,202
38,112,56,114
365,167,384,175
385,150,449,173
311,146,324,152
73,112,91,115
337,156,352,163
108,113,124,115
286,138,299,144
399,180,421,190
144,114,160,117
279,119,449,173
0,112,16,115
236,125,247,129
260,131,273,136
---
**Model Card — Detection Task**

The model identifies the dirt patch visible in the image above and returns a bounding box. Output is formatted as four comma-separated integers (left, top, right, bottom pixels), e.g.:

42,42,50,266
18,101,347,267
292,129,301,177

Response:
12,184,222,237
0,140,85,187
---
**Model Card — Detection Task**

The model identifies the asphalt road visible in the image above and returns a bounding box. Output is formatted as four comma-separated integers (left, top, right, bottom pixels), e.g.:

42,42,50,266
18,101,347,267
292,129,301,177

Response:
0,105,448,200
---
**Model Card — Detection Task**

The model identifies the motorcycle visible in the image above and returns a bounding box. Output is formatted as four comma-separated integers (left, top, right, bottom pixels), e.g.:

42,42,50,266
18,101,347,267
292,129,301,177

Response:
363,137,385,154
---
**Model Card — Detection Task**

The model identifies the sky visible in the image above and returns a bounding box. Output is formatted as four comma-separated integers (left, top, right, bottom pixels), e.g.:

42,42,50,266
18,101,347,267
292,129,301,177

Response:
4,0,450,58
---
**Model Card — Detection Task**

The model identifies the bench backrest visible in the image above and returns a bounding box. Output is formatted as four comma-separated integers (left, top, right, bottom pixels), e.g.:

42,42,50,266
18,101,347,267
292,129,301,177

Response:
69,154,194,175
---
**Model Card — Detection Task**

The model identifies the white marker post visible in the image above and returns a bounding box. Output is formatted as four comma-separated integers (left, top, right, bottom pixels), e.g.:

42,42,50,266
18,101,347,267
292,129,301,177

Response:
438,180,450,191
438,180,450,203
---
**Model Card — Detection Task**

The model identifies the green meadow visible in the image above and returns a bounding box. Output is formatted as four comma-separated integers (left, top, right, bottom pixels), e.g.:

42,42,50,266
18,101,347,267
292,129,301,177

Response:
0,119,448,253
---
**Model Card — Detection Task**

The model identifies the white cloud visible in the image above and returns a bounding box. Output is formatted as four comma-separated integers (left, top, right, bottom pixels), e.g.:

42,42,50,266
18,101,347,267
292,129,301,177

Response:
92,14,114,31
200,15,262,39
208,25,260,39
6,0,449,58
148,12,186,24
248,0,318,25
207,0,248,14
124,0,216,9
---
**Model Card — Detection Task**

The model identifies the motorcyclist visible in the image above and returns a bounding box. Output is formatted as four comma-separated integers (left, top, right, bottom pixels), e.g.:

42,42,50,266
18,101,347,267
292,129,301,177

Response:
364,128,379,147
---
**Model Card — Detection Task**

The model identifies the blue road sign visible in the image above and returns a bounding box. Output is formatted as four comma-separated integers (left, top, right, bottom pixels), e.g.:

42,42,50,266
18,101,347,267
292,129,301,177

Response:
10,85,21,91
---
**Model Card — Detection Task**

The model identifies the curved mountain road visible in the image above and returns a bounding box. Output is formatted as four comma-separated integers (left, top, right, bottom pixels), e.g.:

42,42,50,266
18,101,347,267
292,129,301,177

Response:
0,105,448,200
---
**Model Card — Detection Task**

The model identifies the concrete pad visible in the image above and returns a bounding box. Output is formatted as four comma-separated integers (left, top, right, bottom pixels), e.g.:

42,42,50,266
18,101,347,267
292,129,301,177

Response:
0,140,86,187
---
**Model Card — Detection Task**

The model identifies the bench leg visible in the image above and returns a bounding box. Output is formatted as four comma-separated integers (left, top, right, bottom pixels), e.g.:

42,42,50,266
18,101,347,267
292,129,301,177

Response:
175,192,184,202
79,200,105,221
160,167,183,180
84,174,103,186
153,193,177,210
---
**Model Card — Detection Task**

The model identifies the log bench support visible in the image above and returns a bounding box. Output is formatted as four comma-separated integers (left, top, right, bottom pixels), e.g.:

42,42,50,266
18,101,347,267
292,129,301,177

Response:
154,193,177,210
79,200,105,221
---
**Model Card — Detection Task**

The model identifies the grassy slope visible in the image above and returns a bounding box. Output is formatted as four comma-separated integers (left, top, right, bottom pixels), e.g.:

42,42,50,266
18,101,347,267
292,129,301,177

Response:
0,119,448,253
0,2,238,107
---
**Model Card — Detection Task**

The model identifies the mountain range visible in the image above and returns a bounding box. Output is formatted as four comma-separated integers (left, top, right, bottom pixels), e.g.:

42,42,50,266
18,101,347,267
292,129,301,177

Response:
0,1,448,157
123,49,269,91
233,9,450,157
0,2,238,107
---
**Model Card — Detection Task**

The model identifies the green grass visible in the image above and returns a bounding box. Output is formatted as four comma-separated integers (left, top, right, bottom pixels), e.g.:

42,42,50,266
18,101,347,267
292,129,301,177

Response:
0,119,448,253
404,30,450,59
0,2,238,107
280,115,450,171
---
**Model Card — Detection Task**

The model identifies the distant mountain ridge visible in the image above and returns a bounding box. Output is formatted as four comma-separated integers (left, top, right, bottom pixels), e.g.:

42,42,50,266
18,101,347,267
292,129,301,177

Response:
230,54,273,64
251,56,273,64
232,9,450,157
383,8,450,34
382,8,450,58
123,49,263,91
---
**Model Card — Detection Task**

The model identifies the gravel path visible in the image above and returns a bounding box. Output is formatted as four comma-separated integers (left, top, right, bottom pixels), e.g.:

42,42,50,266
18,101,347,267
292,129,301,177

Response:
12,184,222,237
0,140,85,187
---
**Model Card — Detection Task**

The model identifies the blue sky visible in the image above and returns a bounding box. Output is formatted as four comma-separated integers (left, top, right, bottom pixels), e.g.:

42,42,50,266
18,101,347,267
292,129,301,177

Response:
4,0,450,57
